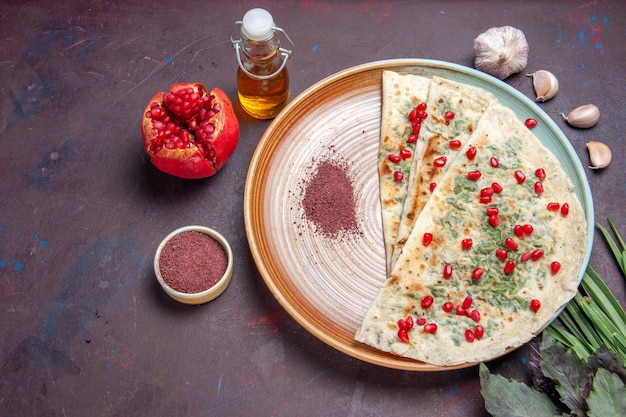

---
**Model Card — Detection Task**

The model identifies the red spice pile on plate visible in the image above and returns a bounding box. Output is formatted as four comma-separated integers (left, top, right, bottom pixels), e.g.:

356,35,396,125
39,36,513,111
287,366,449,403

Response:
301,160,359,238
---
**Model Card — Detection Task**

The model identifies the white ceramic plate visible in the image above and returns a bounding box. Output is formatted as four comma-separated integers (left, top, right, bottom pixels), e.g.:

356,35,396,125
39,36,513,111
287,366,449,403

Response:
244,59,593,371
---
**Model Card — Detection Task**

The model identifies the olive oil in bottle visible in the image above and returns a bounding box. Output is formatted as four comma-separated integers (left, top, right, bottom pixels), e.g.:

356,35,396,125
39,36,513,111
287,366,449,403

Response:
231,8,294,119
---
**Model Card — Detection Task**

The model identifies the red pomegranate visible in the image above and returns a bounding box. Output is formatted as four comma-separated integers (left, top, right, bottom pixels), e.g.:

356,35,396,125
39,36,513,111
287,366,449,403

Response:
141,83,240,179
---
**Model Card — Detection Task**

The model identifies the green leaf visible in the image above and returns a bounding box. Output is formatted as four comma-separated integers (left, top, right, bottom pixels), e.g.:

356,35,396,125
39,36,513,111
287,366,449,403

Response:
574,293,626,361
588,347,626,382
608,218,626,251
608,333,626,363
479,363,560,417
581,267,626,337
597,221,625,273
564,296,603,348
545,325,593,361
587,368,626,417
540,333,593,416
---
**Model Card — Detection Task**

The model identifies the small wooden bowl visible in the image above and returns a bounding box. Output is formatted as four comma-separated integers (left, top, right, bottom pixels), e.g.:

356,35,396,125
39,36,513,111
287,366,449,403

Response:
154,225,233,305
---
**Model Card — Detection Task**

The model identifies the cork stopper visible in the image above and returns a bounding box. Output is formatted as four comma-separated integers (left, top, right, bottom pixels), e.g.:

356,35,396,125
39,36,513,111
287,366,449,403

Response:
241,8,275,41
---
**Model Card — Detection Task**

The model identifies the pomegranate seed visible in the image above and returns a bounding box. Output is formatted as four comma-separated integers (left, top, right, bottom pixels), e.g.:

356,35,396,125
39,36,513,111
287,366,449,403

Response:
514,170,526,184
472,267,484,280
443,264,453,279
496,248,507,260
449,139,462,149
522,224,534,235
444,111,455,120
423,323,438,334
407,134,418,143
535,168,546,180
398,318,408,331
561,203,570,216
480,195,493,204
466,146,477,160
505,238,519,250
434,156,447,167
418,110,428,120
480,187,494,197
468,170,481,181
525,118,538,129
421,295,434,309
409,108,419,121
521,252,533,262
398,329,410,343
442,302,454,313
456,305,466,316
504,260,516,274
469,309,481,322
400,149,412,159
488,214,500,227
547,202,560,211
491,182,503,193
417,103,427,111
504,237,519,250
486,207,499,216
462,238,473,250
514,225,525,238
416,317,427,326
394,171,404,181
475,325,485,339
462,296,473,310
429,182,437,192
534,182,544,194
422,233,433,246
465,329,476,343
196,120,216,142
388,154,401,163
531,249,544,261
490,157,499,168
530,299,541,312
412,124,421,135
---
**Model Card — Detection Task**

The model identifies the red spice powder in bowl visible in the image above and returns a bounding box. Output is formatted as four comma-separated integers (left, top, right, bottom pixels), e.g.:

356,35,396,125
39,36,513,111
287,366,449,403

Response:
154,225,233,305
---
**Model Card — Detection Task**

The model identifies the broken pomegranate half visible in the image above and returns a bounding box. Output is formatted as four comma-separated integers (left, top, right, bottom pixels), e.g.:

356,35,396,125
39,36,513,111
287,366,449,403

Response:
141,82,240,179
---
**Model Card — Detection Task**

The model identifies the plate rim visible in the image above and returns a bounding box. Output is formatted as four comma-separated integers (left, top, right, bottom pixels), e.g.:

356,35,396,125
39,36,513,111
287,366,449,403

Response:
244,58,594,371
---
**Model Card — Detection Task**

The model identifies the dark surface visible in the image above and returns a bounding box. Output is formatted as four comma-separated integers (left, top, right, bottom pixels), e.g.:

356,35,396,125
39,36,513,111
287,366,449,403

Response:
1,1,624,416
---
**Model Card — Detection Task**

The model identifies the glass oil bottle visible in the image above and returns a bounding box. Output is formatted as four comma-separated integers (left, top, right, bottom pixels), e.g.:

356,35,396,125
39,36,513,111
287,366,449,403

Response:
230,8,295,119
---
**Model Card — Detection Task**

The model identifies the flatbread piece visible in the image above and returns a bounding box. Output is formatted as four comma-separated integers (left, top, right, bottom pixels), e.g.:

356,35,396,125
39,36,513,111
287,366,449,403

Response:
378,70,430,274
357,100,587,366
391,75,497,269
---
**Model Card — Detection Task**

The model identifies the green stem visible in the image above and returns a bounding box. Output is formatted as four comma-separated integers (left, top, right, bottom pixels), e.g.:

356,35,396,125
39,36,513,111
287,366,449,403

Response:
581,267,626,336
597,220,625,275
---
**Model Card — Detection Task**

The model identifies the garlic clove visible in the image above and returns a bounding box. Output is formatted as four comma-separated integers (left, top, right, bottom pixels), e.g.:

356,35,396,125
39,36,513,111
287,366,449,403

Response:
560,104,600,128
526,70,559,102
474,26,529,80
586,141,612,169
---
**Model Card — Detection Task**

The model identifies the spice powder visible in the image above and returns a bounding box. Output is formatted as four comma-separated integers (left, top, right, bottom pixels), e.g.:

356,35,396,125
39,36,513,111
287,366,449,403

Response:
301,160,359,238
159,231,227,294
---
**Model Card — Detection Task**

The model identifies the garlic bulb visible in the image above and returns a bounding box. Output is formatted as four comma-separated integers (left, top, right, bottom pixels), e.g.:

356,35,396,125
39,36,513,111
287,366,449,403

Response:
586,141,612,169
527,70,559,102
474,26,529,80
560,104,600,128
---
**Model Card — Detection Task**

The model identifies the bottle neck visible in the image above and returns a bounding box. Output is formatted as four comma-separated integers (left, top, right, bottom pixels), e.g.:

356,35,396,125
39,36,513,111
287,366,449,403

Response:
240,33,280,62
